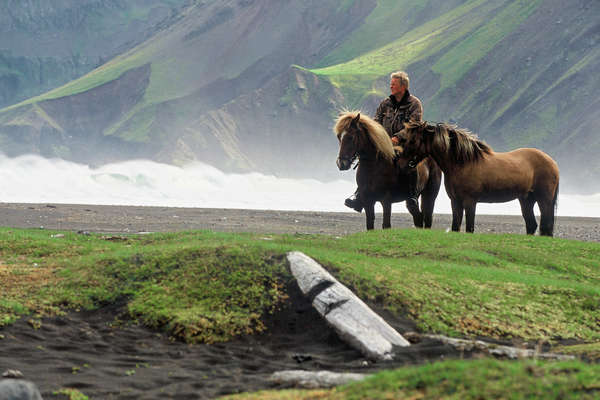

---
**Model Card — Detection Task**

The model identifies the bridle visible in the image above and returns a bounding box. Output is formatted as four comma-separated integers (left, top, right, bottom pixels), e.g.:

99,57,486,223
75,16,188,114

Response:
337,130,361,169
407,154,422,169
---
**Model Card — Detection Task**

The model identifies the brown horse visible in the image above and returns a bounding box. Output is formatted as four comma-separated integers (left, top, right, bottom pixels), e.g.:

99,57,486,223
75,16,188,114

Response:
400,121,560,236
334,111,441,230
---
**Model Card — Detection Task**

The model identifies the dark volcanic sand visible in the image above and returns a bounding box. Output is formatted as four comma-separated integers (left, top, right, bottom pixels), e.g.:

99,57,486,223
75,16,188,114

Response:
0,287,461,400
1,203,599,399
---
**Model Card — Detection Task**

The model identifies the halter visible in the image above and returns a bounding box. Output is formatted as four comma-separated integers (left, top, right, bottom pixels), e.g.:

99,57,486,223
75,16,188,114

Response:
337,152,359,169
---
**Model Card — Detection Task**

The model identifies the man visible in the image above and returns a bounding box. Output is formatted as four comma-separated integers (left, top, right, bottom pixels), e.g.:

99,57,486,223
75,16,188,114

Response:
344,70,423,212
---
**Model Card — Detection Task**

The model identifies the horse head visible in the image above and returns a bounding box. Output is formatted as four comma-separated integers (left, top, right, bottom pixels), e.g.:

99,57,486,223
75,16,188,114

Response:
401,120,432,169
334,111,395,171
335,113,364,170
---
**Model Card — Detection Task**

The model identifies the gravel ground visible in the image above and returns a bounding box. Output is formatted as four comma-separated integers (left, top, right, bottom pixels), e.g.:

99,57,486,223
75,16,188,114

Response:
0,202,598,241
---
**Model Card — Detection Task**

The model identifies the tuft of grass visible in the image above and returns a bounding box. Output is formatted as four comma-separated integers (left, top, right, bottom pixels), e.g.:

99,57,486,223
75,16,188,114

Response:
53,388,89,400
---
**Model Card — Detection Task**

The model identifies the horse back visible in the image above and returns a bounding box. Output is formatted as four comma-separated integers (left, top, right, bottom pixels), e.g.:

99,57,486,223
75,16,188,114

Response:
506,148,559,182
447,148,558,202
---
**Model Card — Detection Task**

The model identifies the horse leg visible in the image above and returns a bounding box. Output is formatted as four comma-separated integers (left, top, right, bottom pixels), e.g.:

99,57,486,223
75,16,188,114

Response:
420,185,438,229
364,202,376,231
382,201,392,229
451,198,464,232
464,201,477,233
538,182,559,237
538,200,555,236
519,195,538,235
406,197,423,228
420,195,434,229
419,162,441,229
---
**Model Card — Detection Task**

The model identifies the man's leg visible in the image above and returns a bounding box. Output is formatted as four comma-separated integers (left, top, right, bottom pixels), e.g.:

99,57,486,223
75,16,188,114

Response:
344,188,363,212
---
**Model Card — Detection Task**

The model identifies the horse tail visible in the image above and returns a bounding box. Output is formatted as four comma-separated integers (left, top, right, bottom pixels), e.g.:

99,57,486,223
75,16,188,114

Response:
552,180,559,224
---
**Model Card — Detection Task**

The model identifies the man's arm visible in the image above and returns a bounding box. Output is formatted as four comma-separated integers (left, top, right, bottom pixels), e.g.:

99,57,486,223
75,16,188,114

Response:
391,96,423,144
374,102,385,125
408,96,423,122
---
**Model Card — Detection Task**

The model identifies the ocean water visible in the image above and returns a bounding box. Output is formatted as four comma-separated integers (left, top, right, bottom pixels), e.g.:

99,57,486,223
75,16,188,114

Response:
1,154,598,217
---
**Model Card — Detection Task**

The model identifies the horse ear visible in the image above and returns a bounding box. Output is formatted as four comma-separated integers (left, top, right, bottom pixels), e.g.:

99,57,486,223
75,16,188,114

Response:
351,113,361,126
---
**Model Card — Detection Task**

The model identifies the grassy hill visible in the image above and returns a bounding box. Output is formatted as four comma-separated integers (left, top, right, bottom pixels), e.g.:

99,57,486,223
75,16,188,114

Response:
2,227,599,343
0,0,598,189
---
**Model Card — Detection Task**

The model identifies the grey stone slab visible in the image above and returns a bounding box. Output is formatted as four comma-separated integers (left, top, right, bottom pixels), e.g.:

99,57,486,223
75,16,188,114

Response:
287,251,409,361
270,370,368,388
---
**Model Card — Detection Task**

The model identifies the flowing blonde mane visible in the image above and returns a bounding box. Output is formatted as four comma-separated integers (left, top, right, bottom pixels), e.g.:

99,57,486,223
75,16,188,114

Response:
406,121,492,163
333,111,395,162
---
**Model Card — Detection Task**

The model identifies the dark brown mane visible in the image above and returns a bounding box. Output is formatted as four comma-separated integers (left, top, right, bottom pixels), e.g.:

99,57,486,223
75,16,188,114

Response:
438,123,493,164
405,121,493,164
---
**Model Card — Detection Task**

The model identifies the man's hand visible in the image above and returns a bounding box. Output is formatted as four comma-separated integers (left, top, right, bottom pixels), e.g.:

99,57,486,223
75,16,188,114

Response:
391,136,399,145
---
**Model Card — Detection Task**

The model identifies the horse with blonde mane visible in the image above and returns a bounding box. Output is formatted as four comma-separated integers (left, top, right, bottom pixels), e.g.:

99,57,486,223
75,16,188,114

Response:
400,121,559,236
334,111,442,230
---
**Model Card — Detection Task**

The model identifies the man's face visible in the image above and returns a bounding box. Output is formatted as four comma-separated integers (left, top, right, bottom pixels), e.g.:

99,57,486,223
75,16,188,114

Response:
390,78,405,97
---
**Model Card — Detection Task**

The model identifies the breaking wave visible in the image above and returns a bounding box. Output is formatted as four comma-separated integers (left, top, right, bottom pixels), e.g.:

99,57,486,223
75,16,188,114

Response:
1,154,599,217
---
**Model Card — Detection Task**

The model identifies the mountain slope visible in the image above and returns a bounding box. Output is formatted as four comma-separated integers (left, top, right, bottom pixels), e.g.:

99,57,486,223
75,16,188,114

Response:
0,0,374,179
309,0,599,190
0,0,189,108
0,0,598,190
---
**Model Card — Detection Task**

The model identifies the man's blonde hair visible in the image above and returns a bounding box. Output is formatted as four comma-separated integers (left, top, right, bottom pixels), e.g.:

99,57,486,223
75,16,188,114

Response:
390,71,409,89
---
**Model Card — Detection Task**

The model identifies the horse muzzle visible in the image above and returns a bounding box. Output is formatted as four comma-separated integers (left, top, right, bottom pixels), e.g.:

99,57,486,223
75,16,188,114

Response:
336,157,352,171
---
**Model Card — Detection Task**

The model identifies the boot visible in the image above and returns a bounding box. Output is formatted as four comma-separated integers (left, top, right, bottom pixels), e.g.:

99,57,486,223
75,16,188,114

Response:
344,189,363,212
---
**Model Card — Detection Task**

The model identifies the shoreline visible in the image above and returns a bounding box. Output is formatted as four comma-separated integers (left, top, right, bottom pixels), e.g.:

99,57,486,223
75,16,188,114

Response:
1,202,599,241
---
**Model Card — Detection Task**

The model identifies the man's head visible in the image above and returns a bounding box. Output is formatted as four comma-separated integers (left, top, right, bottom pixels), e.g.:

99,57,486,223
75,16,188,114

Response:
390,71,409,99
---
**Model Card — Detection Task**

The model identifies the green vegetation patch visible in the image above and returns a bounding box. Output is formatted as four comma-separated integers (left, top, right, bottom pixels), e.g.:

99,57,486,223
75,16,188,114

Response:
222,359,600,400
309,0,494,105
53,388,89,400
311,0,490,77
318,0,430,68
309,0,542,108
431,0,542,92
0,227,599,344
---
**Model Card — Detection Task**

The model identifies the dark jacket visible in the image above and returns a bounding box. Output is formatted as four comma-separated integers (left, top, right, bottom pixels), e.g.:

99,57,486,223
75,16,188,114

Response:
374,90,423,138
